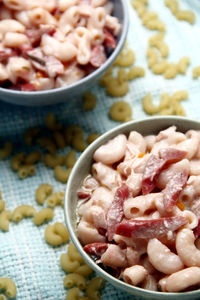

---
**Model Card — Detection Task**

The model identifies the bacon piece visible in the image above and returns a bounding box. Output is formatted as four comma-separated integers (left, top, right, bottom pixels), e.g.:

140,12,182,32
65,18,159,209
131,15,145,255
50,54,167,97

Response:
103,28,117,49
90,45,106,68
0,49,18,62
142,148,187,195
164,170,188,212
45,56,64,77
116,216,187,239
77,189,91,201
25,27,55,46
159,148,186,165
194,219,200,239
19,83,36,91
107,185,129,241
83,242,108,257
142,154,165,195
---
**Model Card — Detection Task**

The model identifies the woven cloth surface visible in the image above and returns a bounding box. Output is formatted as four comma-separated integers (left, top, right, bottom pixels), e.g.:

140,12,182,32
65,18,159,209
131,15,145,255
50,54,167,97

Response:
1,0,200,299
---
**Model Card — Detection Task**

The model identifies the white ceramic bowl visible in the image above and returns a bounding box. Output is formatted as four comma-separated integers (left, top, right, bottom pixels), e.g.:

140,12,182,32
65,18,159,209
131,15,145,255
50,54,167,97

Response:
65,116,200,300
0,0,129,107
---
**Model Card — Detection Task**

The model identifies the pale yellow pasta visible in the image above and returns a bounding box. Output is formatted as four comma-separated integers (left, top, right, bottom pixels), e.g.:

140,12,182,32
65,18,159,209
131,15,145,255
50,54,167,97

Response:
17,165,36,179
153,41,169,58
35,183,53,205
63,273,86,290
134,5,147,18
117,69,128,83
0,200,5,213
165,0,179,14
86,277,104,300
10,152,26,171
0,141,13,159
172,90,188,102
47,191,64,208
0,278,17,298
0,294,6,300
142,94,159,115
65,287,79,300
164,63,177,79
60,253,80,273
83,91,97,111
0,210,11,231
109,101,132,122
45,112,62,131
12,205,36,222
106,79,129,97
141,11,158,25
145,19,166,32
172,101,186,116
71,137,87,152
151,60,168,74
64,125,83,145
75,264,94,277
23,127,40,146
43,153,65,168
176,10,195,24
33,208,54,226
192,66,200,79
45,222,69,246
159,93,171,110
146,47,159,68
177,57,190,74
148,33,164,45
68,243,84,263
37,137,57,154
25,151,42,165
52,131,66,149
127,67,145,80
86,133,100,145
114,49,135,67
54,166,72,183
65,150,76,168
159,106,174,115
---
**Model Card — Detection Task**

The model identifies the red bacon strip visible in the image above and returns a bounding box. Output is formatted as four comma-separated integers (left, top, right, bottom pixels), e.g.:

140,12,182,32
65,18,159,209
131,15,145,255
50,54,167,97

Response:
107,185,129,241
77,189,91,201
83,242,108,257
90,45,106,68
142,148,186,195
164,170,188,212
103,28,117,49
0,49,18,62
116,216,187,239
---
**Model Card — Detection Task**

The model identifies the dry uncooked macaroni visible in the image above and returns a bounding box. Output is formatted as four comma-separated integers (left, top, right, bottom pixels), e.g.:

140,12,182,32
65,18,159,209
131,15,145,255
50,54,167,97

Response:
47,191,64,208
165,0,195,24
65,150,76,168
44,222,69,246
192,66,200,79
0,278,17,298
0,210,11,231
54,166,72,183
12,205,36,222
35,183,53,205
43,153,65,168
83,92,97,111
86,277,104,300
0,142,13,159
33,208,54,226
109,101,132,122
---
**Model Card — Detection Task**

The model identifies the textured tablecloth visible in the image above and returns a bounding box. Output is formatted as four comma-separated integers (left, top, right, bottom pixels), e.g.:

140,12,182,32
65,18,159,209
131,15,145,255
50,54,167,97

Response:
1,0,200,299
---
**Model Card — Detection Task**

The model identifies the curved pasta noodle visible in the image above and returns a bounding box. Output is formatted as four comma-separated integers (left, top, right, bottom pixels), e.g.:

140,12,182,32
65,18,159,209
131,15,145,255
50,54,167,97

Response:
54,166,72,183
33,208,54,226
35,183,53,205
86,277,104,300
44,222,69,246
109,101,132,122
0,142,13,159
47,191,64,208
63,273,86,290
0,278,17,298
12,205,36,222
0,210,11,231
60,253,80,273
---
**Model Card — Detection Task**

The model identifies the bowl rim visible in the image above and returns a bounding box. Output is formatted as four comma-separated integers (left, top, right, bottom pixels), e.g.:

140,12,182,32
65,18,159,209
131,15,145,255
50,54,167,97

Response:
65,116,200,299
0,0,129,98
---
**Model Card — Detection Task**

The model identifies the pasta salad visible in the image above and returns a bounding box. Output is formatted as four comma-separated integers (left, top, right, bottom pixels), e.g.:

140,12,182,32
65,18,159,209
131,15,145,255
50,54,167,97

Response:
0,0,121,91
77,126,200,293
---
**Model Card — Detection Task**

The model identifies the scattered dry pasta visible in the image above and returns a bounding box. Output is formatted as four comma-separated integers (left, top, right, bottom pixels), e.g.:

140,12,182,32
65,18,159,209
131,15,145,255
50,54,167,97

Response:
0,210,11,231
52,131,66,149
142,90,188,116
60,253,80,273
65,150,76,169
63,273,86,290
68,243,84,264
106,79,129,97
165,0,195,24
12,205,36,222
177,57,190,74
35,183,53,205
54,166,72,183
37,137,57,155
0,278,17,298
33,208,54,226
0,142,13,159
164,63,177,79
71,136,87,152
86,277,104,300
17,164,36,179
23,127,40,146
86,133,100,145
45,113,62,131
25,151,42,165
47,191,64,208
109,101,132,122
192,66,200,79
44,222,69,246
127,67,145,80
83,92,97,111
64,125,83,145
43,153,65,168
10,152,26,171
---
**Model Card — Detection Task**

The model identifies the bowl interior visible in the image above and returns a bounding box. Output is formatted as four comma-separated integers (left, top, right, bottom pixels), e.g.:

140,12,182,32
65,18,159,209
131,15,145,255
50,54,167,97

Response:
0,0,129,106
65,116,200,300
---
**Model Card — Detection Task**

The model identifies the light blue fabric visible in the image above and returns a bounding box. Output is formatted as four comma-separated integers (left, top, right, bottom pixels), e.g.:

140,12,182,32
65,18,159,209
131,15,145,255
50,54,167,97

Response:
1,0,200,299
